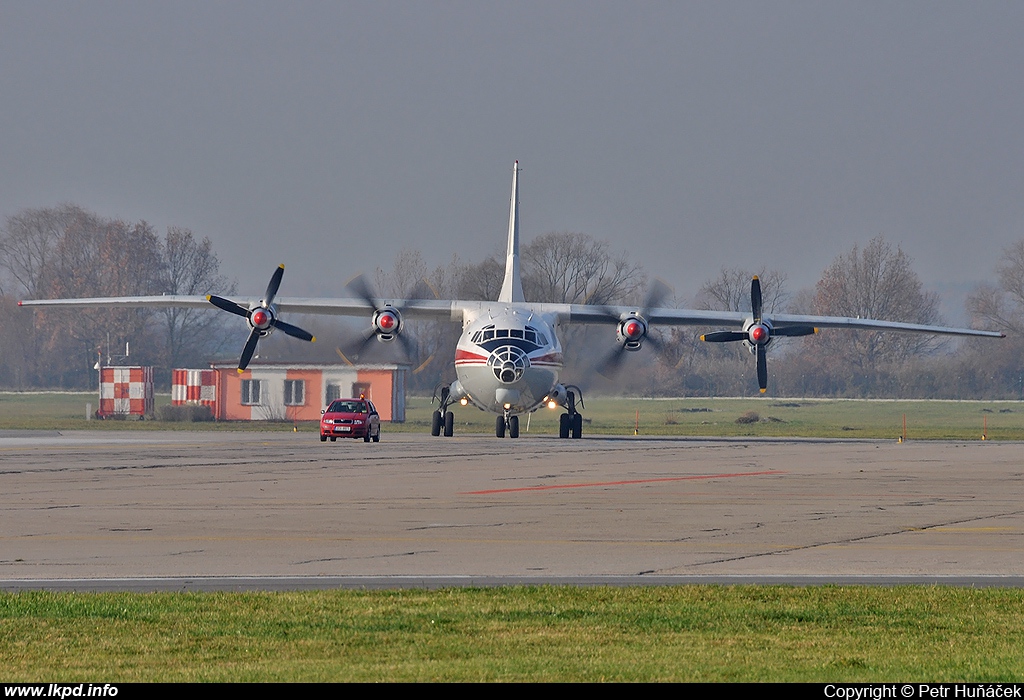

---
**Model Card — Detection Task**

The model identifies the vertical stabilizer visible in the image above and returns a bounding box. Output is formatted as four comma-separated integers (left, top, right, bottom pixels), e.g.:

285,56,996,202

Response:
498,160,526,303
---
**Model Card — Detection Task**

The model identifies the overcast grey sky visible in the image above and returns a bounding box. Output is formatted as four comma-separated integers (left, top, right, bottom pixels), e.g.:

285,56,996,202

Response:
2,1,1022,317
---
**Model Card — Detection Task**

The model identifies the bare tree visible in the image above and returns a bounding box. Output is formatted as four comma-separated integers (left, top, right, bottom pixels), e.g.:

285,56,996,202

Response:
453,254,504,301
23,213,166,386
695,267,789,313
0,204,94,299
809,236,942,376
962,240,1024,398
159,227,236,368
522,231,645,305
968,239,1024,337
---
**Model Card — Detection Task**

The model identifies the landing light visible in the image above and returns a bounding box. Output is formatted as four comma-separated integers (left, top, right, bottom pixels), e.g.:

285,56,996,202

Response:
460,397,468,406
503,403,511,410
547,400,558,409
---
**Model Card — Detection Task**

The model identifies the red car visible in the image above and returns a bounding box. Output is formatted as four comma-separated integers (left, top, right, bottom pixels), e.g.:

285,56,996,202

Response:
320,398,381,442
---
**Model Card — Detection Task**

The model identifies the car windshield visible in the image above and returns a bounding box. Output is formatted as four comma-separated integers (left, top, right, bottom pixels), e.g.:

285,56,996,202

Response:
329,401,366,413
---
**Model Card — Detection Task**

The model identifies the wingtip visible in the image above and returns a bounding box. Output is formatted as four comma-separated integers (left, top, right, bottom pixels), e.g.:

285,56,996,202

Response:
310,336,317,343
699,334,707,342
205,294,212,301
759,388,767,394
752,275,760,281
278,264,285,270
236,368,244,375
16,300,22,307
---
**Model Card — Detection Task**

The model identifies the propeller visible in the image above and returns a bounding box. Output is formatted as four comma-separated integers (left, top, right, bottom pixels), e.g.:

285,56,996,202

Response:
207,264,316,373
700,276,815,393
337,273,418,362
595,279,673,378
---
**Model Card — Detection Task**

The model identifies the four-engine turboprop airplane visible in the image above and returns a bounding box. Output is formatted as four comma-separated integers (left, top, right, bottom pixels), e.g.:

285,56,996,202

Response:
20,161,1004,438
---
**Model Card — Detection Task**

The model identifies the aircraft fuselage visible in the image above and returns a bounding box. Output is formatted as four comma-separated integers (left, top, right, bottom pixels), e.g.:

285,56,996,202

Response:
453,307,563,415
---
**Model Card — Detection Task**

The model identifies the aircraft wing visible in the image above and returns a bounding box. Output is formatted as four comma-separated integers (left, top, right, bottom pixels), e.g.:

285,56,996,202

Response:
19,295,214,310
561,303,1003,338
21,295,1004,338
19,295,461,320
765,312,1004,338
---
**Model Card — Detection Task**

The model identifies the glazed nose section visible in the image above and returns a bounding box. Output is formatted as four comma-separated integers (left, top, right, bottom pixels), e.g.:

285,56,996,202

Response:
488,345,530,384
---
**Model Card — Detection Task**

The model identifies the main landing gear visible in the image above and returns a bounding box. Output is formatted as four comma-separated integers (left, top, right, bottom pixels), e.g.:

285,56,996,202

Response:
558,388,584,439
431,385,455,437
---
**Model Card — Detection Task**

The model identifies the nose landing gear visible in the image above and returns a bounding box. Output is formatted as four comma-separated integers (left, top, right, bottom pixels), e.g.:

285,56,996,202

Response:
496,411,520,438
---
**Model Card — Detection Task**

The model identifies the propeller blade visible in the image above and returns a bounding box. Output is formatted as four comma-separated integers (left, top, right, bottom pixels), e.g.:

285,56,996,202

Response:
701,331,748,343
207,295,249,318
593,278,675,378
345,273,378,308
596,345,629,379
264,264,285,307
395,327,418,358
238,328,262,373
773,325,817,338
642,278,673,313
751,276,763,322
756,343,767,393
271,319,316,343
341,273,422,363
339,325,379,362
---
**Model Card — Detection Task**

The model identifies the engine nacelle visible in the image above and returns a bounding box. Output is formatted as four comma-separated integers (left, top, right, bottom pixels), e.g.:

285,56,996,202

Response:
373,305,403,342
743,321,772,352
247,306,276,337
616,315,648,351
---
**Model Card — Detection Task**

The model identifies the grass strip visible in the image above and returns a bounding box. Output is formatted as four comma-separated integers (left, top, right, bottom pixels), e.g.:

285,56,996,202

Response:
2,586,1024,682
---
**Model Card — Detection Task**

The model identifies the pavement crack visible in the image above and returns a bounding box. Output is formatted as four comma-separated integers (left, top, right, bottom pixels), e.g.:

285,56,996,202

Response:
681,508,1024,569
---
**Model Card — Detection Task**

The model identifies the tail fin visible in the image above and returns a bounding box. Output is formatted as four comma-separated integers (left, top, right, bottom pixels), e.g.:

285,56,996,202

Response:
498,160,526,303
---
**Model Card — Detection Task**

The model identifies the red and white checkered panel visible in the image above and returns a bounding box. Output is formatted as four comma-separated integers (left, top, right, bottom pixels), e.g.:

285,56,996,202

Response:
172,369,216,405
98,366,154,416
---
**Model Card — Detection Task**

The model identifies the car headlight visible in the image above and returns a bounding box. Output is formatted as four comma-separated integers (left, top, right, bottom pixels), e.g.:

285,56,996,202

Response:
322,418,333,424
353,420,364,425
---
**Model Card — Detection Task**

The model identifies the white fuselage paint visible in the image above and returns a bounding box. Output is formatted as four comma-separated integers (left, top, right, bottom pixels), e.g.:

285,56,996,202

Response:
453,307,563,415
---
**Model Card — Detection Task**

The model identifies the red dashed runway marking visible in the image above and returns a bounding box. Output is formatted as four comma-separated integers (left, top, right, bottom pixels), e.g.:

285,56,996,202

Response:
460,469,786,495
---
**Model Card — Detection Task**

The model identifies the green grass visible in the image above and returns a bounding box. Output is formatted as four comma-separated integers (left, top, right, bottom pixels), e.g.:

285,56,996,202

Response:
401,395,1024,440
2,586,1023,681
3,392,1024,439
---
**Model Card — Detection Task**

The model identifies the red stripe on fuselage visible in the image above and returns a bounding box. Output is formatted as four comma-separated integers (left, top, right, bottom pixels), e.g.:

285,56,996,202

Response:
455,349,488,363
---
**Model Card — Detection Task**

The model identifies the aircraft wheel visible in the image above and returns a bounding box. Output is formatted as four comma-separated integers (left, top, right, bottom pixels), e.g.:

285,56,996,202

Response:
320,434,327,442
559,413,571,439
495,415,505,438
509,415,519,439
571,413,583,439
443,411,454,437
430,410,442,437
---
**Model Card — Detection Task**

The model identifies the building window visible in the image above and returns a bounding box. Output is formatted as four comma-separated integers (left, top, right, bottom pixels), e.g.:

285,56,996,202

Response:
241,379,262,405
284,379,305,406
325,384,342,404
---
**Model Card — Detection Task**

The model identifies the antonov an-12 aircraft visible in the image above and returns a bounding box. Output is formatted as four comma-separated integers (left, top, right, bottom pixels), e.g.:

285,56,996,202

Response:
20,162,1004,438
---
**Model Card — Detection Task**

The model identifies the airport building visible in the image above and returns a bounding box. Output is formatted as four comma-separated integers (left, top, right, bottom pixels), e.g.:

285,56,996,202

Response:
172,362,408,422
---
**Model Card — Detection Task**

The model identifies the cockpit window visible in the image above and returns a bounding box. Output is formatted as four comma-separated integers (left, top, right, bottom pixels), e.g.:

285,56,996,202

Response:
472,324,549,348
